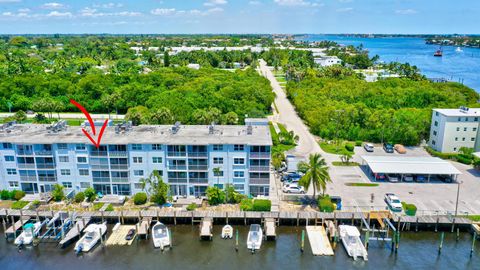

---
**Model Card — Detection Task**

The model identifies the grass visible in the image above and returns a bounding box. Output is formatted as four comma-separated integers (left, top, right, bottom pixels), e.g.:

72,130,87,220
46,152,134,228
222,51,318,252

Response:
320,141,354,155
93,202,105,211
345,183,379,187
11,200,29,210
272,144,295,155
276,76,286,83
332,161,360,166
464,215,480,222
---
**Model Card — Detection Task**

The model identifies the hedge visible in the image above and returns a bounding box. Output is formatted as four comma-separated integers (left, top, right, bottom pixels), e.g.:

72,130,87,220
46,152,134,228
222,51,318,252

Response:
186,203,197,211
318,196,336,213
402,202,417,216
456,155,473,165
105,204,114,211
355,141,363,147
74,192,85,203
240,198,253,211
425,147,458,160
252,199,271,211
133,192,148,205
345,143,354,152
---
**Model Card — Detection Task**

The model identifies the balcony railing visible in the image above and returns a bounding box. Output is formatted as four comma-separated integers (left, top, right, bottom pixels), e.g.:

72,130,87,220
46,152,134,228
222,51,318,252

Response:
168,165,187,170
249,178,270,185
167,152,187,157
20,175,37,181
92,177,111,183
18,163,36,169
111,177,129,183
35,150,53,156
110,164,129,170
249,166,270,172
90,151,108,157
168,178,188,183
17,150,33,155
189,178,209,184
188,152,208,158
188,165,208,170
38,176,57,182
109,151,128,157
91,165,110,170
36,164,55,169
250,152,270,159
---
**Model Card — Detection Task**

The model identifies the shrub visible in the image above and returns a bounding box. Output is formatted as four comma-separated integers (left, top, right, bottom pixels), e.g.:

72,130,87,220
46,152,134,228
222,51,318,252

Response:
1,190,11,200
240,198,253,211
206,186,226,206
11,200,29,210
84,187,97,202
105,204,114,211
74,192,85,203
402,202,417,216
133,192,148,205
51,184,65,202
252,199,271,211
318,196,335,213
345,143,354,152
425,146,457,160
456,155,473,165
29,200,41,210
12,190,25,201
355,141,362,147
93,203,104,211
225,185,245,204
186,203,197,211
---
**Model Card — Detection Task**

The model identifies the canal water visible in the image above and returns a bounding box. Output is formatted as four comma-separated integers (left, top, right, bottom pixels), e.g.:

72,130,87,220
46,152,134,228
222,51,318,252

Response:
1,225,479,270
300,35,480,92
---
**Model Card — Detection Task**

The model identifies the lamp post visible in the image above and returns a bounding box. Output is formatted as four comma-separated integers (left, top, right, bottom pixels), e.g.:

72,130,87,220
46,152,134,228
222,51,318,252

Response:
454,180,463,218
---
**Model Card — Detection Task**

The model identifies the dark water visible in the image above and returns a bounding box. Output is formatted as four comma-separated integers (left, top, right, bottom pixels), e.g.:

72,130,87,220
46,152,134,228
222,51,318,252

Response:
300,35,480,92
1,225,479,270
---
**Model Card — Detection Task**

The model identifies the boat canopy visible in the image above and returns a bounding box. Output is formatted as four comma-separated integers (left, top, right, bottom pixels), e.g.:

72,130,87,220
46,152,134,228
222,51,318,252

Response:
250,224,261,232
343,226,360,237
23,223,34,230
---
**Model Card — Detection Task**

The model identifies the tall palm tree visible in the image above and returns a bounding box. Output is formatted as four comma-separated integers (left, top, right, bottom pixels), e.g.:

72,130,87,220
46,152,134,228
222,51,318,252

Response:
298,153,331,200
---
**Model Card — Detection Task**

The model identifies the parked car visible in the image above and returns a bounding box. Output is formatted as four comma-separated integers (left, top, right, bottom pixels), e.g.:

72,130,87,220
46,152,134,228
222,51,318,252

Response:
403,174,414,182
375,173,386,181
384,193,403,212
394,144,407,154
438,175,453,183
282,184,305,194
363,143,374,152
383,143,394,153
415,175,427,183
125,229,136,240
387,174,400,183
281,172,302,182
330,196,342,210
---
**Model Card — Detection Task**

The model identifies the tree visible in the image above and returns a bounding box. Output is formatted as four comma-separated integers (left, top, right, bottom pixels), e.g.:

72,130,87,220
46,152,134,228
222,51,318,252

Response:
125,105,151,125
222,111,238,124
14,110,27,123
298,153,331,200
51,184,65,202
84,187,97,202
213,167,221,186
140,170,170,205
151,107,174,124
164,51,170,67
206,186,225,205
340,151,353,164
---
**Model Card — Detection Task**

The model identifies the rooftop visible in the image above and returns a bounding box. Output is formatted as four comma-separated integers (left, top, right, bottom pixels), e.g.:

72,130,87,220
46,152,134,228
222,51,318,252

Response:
0,123,272,146
433,107,480,117
361,155,462,175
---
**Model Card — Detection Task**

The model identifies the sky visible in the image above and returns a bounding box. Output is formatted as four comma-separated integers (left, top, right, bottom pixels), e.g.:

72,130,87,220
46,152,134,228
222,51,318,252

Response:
0,0,478,34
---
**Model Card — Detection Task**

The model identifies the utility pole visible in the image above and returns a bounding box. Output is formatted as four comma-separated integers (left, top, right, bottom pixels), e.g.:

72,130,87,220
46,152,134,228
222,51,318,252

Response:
454,181,463,218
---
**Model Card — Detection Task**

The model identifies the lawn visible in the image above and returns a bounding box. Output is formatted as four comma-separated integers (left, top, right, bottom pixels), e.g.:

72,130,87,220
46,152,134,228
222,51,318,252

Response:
345,183,379,187
464,215,480,222
320,141,354,155
332,161,360,166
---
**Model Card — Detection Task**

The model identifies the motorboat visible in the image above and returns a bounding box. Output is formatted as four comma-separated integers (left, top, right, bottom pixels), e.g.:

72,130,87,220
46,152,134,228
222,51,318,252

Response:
14,221,42,246
246,224,263,252
152,222,171,250
339,225,368,261
221,225,233,239
456,47,463,52
74,222,107,253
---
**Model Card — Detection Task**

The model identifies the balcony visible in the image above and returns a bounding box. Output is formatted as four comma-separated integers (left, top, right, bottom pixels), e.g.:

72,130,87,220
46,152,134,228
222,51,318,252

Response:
91,164,110,170
250,152,270,159
38,176,57,182
18,163,36,169
110,164,129,170
36,164,55,169
188,152,208,158
189,178,208,184
17,150,34,155
109,151,128,157
188,165,208,171
35,150,53,156
168,165,187,170
92,177,111,183
249,178,270,185
20,175,37,181
168,178,188,183
249,166,270,172
111,177,129,183
90,151,108,157
167,152,187,157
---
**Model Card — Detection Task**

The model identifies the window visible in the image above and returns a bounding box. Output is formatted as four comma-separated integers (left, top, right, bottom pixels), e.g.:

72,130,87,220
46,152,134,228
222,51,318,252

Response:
59,156,69,162
234,184,244,191
474,128,477,132
7,168,17,175
234,144,244,151
475,117,478,122
464,127,467,131
134,183,143,189
213,170,224,177
431,140,436,145
462,137,466,141
133,157,143,163
472,138,476,142
435,112,439,116
213,157,223,164
57,143,68,150
152,157,162,164
458,117,461,121
152,144,162,150
2,143,13,149
79,169,89,176
60,169,71,176
234,158,245,165
434,121,438,127
234,171,244,178
80,182,90,188
433,131,437,136
134,170,144,176
454,147,457,152
455,137,458,141
76,144,86,150
213,144,223,151
4,156,14,162
465,117,469,122
77,156,87,163
456,127,460,131
132,144,142,150
8,181,19,188
62,182,72,188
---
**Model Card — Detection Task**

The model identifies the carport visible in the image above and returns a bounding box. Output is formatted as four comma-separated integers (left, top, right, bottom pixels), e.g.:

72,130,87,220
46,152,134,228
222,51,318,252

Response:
361,156,462,182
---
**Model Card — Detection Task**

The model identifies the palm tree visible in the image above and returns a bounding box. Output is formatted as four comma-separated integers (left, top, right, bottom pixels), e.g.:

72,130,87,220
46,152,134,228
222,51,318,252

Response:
298,153,331,200
213,167,221,186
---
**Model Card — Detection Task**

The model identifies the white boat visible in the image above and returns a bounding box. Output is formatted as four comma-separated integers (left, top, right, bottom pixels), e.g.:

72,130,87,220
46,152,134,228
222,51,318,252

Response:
74,222,107,253
339,225,368,261
152,222,171,250
221,225,233,239
14,222,42,246
246,224,263,251
456,47,463,52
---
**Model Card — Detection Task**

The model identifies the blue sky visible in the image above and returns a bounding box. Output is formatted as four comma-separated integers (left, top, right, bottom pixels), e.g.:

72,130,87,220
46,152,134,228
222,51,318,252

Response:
0,0,478,34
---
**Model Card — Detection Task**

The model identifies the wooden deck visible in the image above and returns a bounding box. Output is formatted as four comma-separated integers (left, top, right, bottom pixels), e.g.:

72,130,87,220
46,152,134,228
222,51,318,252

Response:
59,217,91,247
5,216,31,235
264,218,276,240
306,226,334,256
137,217,152,236
200,217,213,240
106,225,136,246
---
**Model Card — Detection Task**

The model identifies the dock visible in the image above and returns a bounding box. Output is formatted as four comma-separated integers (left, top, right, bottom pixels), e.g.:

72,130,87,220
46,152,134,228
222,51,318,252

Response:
106,224,136,246
306,226,334,256
263,217,277,240
200,217,213,240
59,217,91,247
369,211,391,229
5,216,31,238
137,217,152,238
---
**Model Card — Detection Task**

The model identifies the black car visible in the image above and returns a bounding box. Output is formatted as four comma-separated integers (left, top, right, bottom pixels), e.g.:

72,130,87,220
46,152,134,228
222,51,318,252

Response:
125,229,136,240
383,143,394,153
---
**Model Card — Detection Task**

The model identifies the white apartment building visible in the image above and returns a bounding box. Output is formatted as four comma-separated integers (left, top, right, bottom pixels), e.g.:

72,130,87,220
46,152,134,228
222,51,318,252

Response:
429,107,480,153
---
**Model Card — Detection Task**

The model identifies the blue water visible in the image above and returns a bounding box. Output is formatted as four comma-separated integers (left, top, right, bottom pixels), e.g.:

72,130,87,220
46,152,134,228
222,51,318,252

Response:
300,35,480,91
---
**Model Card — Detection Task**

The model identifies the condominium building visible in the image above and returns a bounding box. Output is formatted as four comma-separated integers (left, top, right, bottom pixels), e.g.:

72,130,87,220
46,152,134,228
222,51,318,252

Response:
428,107,480,153
0,121,272,197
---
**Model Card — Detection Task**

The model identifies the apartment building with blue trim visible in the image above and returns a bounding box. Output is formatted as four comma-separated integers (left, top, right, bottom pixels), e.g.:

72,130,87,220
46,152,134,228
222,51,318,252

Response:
0,121,272,197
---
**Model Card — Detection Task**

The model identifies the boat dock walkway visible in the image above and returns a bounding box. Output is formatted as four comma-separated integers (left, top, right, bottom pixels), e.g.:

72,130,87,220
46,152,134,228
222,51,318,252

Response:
59,217,91,247
137,217,152,238
306,226,334,256
5,216,31,237
106,224,136,246
263,217,277,240
200,217,213,240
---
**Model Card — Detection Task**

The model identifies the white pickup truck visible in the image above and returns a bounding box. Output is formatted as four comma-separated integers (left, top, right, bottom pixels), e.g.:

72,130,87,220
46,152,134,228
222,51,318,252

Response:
384,193,403,212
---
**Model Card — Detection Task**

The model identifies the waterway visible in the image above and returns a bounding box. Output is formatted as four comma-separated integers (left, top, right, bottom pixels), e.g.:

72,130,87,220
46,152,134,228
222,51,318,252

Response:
300,35,480,92
1,225,479,270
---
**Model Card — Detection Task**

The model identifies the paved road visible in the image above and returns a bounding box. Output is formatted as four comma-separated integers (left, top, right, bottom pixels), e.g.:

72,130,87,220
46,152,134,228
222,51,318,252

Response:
0,112,125,120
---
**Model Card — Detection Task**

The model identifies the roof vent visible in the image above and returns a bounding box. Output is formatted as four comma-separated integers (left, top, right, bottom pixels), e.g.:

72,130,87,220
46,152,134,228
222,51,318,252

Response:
47,120,67,133
172,121,181,134
0,121,16,133
208,122,216,134
247,125,253,135
460,106,470,113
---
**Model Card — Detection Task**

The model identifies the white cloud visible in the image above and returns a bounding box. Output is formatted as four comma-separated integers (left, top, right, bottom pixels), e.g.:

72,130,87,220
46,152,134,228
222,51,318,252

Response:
336,7,353,12
0,0,22,3
151,7,223,17
274,0,311,6
46,11,72,17
395,9,417,15
204,0,227,6
80,7,141,17
93,2,124,9
41,2,65,9
150,8,176,16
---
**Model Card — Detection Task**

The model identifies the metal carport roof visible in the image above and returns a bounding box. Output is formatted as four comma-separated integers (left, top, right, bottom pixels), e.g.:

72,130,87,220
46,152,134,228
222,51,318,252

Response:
361,156,462,175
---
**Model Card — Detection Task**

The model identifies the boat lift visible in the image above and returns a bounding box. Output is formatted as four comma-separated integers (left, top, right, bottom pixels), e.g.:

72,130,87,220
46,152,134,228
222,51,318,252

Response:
35,212,75,245
360,214,399,252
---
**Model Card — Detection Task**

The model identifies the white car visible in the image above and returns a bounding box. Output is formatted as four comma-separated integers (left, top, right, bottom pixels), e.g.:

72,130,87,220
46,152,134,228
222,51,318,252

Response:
403,174,414,182
387,174,400,183
384,193,402,212
363,143,374,152
282,184,305,194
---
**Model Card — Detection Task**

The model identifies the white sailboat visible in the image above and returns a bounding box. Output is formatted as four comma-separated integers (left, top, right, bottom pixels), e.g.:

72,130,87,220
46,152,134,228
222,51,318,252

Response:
74,222,107,253
14,221,42,246
152,222,171,250
246,224,263,252
221,225,233,239
339,225,368,261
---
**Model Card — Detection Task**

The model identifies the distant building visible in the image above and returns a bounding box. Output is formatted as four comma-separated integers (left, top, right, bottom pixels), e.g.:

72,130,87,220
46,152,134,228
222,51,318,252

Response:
314,56,342,67
187,63,201,70
429,107,480,153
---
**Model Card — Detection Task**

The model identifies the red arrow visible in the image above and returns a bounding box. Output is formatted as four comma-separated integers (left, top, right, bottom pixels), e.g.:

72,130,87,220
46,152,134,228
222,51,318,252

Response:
70,99,108,148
